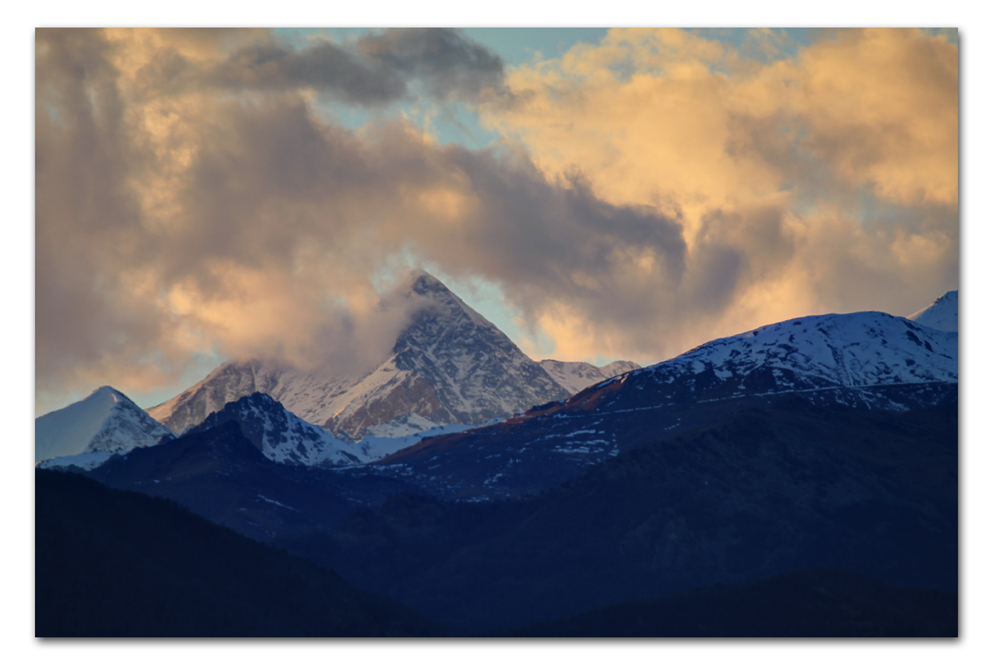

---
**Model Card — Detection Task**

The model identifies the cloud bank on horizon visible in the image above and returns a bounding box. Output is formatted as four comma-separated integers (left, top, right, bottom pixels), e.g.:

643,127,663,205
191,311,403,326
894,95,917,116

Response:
35,27,958,414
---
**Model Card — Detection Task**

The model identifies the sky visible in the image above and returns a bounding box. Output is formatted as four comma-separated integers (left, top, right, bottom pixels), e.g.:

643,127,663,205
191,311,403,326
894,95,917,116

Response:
34,26,960,416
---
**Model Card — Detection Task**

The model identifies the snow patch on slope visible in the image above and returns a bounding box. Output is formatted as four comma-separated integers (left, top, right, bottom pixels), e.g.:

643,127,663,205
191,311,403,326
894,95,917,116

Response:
353,422,481,463
540,359,642,395
365,413,440,437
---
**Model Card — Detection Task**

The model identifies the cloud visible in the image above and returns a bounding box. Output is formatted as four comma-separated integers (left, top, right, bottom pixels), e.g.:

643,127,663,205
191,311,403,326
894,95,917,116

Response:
791,29,958,206
101,27,508,107
480,27,958,355
35,28,959,412
357,28,508,103
36,28,180,408
208,40,408,104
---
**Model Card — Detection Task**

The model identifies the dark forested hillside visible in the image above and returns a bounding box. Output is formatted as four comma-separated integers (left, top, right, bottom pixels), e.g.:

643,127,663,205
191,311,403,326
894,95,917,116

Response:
277,400,958,632
35,469,444,637
504,567,958,637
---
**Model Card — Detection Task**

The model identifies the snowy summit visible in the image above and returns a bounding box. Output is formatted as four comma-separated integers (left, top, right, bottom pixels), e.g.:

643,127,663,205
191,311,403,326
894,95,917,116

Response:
573,310,959,414
907,291,958,333
35,386,174,463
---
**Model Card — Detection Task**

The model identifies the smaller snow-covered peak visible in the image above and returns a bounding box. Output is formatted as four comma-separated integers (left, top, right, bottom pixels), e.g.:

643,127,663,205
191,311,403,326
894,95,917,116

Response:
37,450,118,472
36,386,173,463
908,290,958,333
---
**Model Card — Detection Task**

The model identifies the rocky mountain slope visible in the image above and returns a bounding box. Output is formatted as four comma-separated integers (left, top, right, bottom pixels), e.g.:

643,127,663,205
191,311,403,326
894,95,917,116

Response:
148,271,573,438
84,420,432,543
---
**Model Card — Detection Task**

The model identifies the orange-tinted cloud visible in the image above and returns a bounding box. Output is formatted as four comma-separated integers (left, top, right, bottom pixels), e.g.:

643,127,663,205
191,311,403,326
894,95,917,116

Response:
482,28,958,360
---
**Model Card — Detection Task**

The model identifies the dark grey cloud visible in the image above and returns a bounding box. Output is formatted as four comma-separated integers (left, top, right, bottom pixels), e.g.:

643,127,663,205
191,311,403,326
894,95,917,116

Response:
421,150,690,331
358,28,508,103
208,41,407,105
128,28,508,106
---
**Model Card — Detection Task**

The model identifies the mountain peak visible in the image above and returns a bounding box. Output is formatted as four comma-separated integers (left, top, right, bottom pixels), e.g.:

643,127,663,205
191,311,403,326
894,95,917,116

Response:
36,386,173,463
191,392,371,466
907,290,958,333
388,269,492,331
87,385,129,406
408,266,433,281
402,268,444,294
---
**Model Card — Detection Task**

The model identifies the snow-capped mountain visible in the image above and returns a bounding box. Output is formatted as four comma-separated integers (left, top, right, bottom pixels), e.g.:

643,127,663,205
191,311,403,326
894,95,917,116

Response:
539,359,641,395
581,310,958,413
35,386,174,464
190,393,367,467
908,290,958,333
149,271,572,439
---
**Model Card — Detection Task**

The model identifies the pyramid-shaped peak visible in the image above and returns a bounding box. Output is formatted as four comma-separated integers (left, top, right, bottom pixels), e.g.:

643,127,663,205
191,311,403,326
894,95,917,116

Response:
83,385,135,409
36,386,172,463
407,268,448,293
933,290,958,307
389,269,470,312
907,290,958,333
397,270,495,330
